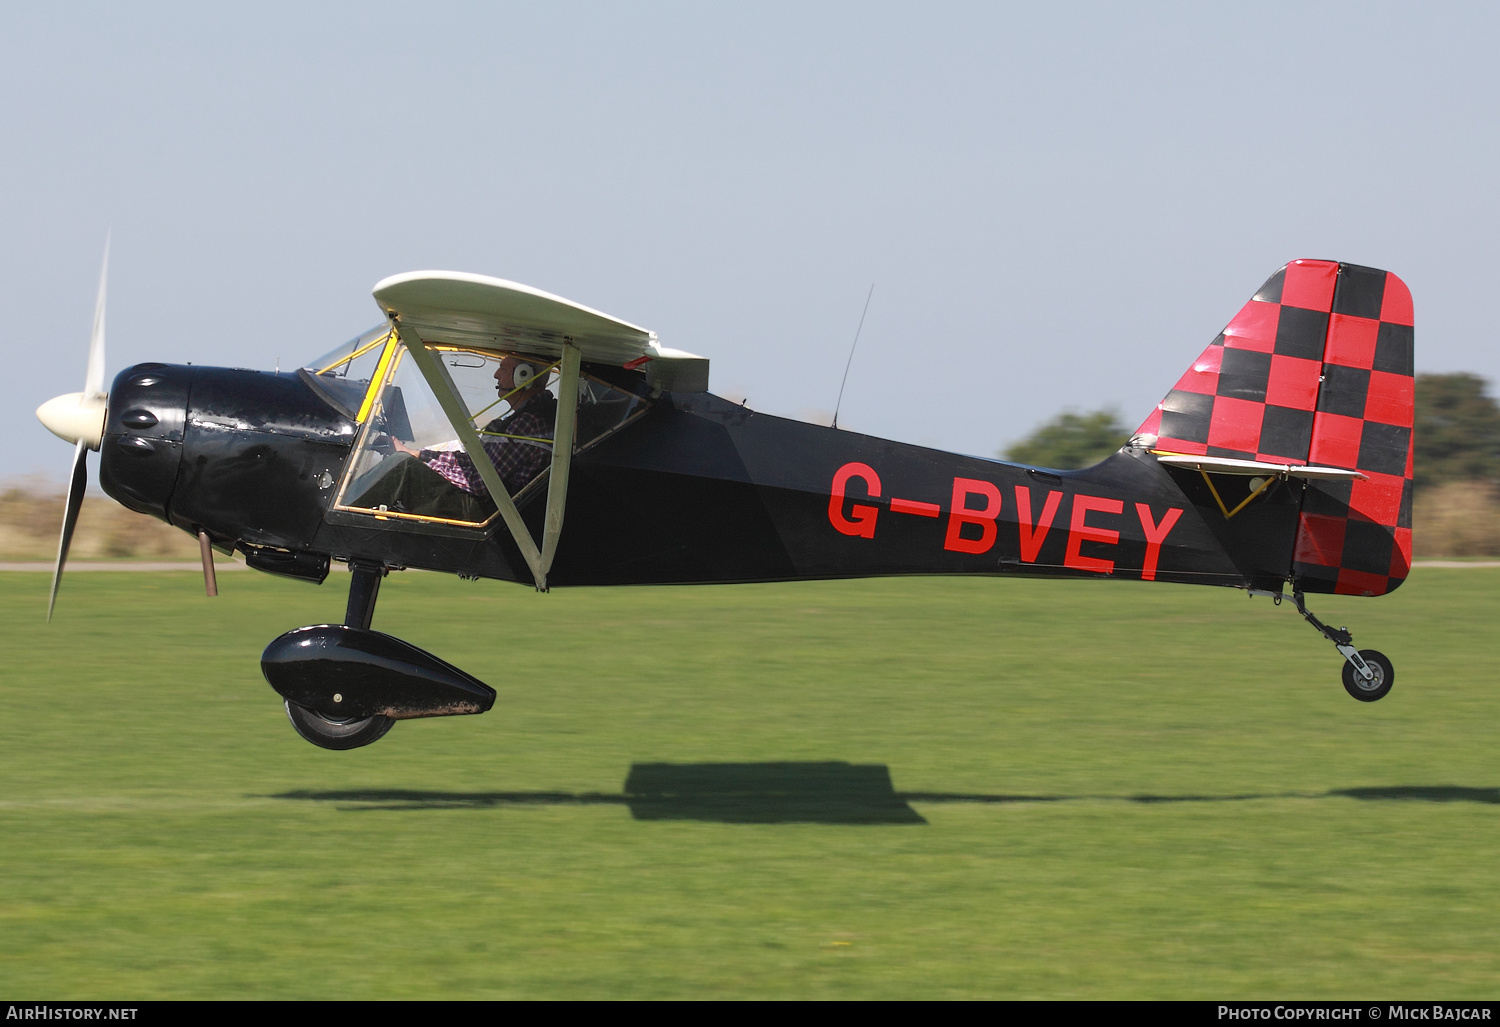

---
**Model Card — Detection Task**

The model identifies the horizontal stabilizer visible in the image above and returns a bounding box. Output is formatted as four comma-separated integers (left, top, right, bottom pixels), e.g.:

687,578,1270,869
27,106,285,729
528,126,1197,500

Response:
1153,453,1366,481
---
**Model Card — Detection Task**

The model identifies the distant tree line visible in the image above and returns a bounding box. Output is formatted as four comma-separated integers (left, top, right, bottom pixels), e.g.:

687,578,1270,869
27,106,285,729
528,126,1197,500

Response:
1002,409,1128,471
1411,373,1500,492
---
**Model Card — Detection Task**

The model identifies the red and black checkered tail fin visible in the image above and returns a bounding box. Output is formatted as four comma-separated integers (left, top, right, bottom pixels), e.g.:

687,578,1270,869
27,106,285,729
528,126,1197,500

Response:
1135,260,1414,596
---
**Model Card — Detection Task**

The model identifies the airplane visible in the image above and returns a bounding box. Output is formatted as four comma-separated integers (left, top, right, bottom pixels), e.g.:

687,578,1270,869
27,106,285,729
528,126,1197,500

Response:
35,256,1415,750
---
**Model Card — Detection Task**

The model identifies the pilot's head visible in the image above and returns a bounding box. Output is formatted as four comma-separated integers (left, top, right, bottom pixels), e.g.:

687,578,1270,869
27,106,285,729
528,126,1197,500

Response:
495,356,545,396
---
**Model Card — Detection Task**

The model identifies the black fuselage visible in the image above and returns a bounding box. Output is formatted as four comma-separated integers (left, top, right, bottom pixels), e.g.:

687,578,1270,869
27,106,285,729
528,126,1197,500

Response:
100,362,1302,594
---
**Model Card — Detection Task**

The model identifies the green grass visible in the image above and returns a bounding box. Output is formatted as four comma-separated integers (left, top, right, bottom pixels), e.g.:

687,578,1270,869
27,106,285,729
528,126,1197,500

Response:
1,568,1497,998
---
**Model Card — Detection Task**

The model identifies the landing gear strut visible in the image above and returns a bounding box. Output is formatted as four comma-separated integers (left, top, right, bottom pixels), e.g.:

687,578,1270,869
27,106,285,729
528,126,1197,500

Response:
344,560,385,631
1291,591,1394,702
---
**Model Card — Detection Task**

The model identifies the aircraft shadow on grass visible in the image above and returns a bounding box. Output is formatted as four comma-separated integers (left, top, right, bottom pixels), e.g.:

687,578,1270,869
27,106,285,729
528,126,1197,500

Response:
270,764,1500,826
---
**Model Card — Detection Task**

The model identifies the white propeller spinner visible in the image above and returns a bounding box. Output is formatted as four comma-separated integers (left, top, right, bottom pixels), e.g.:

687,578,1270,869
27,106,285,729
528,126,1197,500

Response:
36,393,107,449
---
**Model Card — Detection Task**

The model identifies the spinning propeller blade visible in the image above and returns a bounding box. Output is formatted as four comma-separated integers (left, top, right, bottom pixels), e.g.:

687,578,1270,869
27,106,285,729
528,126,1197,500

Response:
84,235,108,399
47,441,88,622
39,241,110,620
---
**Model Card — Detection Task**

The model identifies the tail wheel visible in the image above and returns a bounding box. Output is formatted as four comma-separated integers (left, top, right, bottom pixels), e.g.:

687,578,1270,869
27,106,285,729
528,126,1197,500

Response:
284,700,395,750
1341,649,1394,702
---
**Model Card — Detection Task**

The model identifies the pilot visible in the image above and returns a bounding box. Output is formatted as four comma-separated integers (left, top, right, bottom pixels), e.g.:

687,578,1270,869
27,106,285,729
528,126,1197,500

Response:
353,355,557,519
392,355,557,496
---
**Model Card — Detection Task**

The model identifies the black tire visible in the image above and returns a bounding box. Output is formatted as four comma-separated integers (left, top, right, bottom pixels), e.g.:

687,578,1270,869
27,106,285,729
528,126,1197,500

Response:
284,700,395,750
1341,649,1394,702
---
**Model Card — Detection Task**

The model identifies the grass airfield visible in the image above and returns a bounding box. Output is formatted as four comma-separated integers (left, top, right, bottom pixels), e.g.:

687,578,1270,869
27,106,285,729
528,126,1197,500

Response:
0,567,1496,999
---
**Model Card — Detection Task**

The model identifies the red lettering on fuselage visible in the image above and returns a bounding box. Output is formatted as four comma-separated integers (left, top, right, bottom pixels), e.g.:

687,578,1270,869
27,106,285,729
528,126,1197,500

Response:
1064,494,1123,573
829,467,1177,582
1014,486,1064,563
829,462,881,538
944,478,1002,554
1135,503,1183,581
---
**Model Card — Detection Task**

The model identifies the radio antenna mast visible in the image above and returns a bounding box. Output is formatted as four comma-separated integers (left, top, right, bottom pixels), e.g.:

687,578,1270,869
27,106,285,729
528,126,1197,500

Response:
831,283,874,430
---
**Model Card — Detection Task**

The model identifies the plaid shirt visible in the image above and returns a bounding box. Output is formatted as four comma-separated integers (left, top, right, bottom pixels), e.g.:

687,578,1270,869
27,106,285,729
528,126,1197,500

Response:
421,392,556,498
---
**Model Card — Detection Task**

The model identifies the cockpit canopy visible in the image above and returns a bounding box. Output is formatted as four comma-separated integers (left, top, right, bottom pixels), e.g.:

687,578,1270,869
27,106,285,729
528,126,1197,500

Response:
310,330,651,528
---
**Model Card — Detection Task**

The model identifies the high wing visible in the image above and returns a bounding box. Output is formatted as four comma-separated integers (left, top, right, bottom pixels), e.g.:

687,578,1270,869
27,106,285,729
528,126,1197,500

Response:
372,270,709,391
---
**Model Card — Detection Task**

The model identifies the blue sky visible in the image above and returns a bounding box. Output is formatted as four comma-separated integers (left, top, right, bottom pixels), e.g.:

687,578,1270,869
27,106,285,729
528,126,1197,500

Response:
6,2,1498,481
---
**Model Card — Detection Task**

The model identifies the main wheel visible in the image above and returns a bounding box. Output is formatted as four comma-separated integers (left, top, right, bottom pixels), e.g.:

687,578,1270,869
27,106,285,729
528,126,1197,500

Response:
284,700,395,750
1341,649,1394,702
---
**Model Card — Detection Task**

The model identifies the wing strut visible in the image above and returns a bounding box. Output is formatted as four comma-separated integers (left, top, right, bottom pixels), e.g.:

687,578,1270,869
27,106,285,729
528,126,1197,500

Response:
540,341,580,579
395,322,580,591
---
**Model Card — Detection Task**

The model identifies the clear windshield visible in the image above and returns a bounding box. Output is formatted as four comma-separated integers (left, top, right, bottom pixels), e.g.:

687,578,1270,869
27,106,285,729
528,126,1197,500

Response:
304,324,393,383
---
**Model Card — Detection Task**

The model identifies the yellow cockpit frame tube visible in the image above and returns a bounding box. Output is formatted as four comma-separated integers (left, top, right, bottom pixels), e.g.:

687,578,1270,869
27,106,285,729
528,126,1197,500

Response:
354,329,400,423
